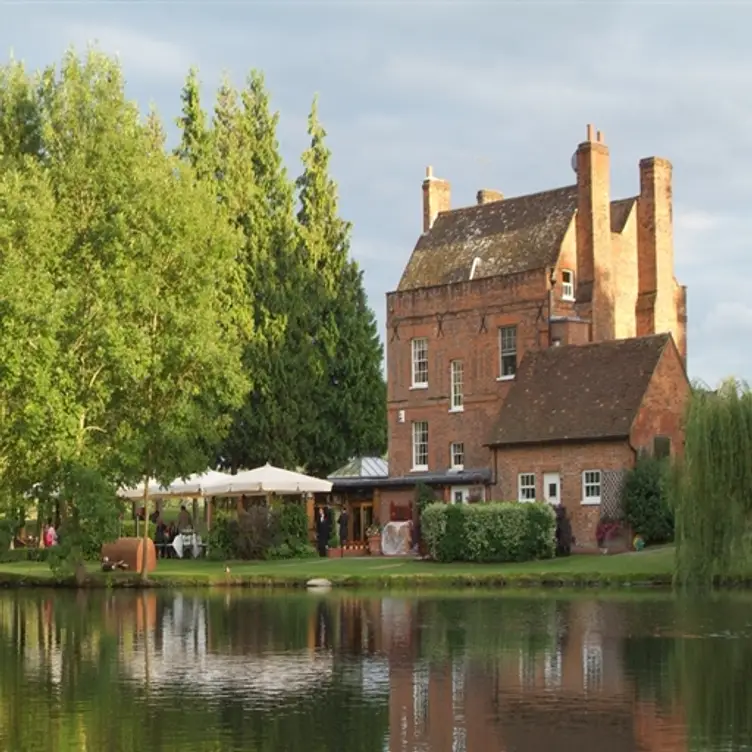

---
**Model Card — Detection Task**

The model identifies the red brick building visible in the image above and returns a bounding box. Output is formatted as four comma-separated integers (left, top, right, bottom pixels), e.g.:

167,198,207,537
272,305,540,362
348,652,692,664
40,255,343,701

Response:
381,124,689,545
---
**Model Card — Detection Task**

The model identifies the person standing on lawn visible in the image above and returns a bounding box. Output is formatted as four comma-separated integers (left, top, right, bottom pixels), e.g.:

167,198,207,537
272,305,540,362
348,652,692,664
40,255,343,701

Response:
338,508,348,548
315,507,330,557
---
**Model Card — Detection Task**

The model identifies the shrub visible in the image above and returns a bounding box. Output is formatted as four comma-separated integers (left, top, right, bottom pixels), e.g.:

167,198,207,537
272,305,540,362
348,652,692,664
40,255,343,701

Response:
206,503,314,561
554,506,573,556
271,502,309,550
623,455,674,544
0,547,52,564
421,503,447,557
420,502,556,563
266,542,317,560
0,518,16,554
205,513,236,560
232,506,275,559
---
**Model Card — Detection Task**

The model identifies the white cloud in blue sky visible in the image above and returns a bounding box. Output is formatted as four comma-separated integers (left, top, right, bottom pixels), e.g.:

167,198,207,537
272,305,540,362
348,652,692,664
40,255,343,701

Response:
2,1,751,386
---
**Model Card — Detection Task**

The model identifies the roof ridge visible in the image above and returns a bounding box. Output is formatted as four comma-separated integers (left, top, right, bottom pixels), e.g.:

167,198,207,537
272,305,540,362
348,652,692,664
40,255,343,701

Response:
538,332,670,353
443,184,577,217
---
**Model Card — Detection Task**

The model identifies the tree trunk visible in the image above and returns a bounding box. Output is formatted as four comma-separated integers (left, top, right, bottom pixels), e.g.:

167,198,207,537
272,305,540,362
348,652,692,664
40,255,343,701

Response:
140,479,150,582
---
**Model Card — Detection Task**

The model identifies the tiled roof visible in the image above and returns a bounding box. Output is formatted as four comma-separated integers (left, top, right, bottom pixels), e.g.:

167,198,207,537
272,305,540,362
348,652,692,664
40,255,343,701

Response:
487,334,671,447
610,197,636,232
398,185,578,291
328,456,388,480
398,188,638,291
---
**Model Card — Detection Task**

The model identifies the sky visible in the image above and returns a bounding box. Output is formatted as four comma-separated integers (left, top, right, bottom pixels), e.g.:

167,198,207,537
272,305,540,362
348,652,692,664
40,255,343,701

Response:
1,0,749,387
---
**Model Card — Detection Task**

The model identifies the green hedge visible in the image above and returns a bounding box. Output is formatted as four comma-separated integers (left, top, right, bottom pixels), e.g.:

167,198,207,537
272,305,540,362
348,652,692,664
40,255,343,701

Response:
421,501,556,563
0,547,53,564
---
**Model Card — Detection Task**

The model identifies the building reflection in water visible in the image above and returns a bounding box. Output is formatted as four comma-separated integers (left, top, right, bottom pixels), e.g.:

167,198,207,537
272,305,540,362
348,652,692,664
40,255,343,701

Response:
0,591,695,751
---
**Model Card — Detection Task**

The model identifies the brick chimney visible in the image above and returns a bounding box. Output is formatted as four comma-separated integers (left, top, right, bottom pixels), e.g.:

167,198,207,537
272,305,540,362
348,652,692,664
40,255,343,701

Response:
422,166,450,233
636,157,677,341
477,189,503,205
575,124,614,341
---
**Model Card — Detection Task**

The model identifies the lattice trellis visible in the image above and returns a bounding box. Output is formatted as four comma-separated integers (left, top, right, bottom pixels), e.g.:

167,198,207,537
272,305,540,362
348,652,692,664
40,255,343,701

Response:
600,469,627,521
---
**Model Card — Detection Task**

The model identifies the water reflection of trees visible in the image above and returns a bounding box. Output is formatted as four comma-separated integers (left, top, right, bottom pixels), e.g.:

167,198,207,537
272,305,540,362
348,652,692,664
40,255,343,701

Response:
621,595,752,751
0,591,389,752
2,591,752,751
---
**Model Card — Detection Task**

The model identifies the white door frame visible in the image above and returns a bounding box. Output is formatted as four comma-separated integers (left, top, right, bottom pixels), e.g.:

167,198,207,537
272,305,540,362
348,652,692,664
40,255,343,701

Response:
543,472,561,506
450,486,471,504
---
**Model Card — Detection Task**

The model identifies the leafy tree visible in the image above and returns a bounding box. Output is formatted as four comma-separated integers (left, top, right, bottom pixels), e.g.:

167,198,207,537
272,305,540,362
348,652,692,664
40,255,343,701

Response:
1,50,252,576
672,377,752,589
174,67,210,177
0,156,64,497
190,72,302,473
294,99,387,474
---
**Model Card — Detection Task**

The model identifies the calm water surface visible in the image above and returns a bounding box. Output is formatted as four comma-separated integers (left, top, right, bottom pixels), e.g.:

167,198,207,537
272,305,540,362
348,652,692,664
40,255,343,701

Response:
0,588,751,752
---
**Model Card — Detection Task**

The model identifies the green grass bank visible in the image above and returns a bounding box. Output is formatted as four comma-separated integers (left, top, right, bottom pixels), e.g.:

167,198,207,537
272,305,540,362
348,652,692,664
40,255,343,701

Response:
3,546,749,589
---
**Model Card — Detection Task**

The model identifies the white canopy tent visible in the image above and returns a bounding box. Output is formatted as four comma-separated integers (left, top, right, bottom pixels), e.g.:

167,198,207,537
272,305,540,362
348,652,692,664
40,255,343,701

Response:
167,470,234,498
117,478,172,501
116,470,234,501
200,463,332,497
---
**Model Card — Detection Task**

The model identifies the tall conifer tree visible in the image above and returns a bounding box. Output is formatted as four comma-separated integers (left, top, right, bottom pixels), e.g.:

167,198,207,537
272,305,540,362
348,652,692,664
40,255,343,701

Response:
295,99,387,475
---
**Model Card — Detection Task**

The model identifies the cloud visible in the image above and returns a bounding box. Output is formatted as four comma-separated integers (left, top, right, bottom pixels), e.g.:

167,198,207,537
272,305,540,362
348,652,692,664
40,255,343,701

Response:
61,22,193,82
4,1,751,386
704,302,752,335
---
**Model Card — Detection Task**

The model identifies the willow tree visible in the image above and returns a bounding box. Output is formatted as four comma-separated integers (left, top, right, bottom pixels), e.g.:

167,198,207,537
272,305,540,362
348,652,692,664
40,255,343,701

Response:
673,378,752,588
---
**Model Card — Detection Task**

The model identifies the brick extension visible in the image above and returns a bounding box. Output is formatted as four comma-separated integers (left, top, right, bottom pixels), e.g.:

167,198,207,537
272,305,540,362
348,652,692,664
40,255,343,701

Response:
381,124,689,546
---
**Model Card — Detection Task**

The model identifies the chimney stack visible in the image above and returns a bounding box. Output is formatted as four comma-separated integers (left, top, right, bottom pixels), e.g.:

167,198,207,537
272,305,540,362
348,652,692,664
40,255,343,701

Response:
422,166,450,233
637,157,678,348
575,123,613,341
477,189,504,205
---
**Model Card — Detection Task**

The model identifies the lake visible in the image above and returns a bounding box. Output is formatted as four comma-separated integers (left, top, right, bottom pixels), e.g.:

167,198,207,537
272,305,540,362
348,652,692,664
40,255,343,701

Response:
0,589,750,751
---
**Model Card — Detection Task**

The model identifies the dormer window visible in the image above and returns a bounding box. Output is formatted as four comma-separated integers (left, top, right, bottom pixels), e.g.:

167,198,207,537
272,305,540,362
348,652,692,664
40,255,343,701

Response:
469,257,482,280
561,269,575,301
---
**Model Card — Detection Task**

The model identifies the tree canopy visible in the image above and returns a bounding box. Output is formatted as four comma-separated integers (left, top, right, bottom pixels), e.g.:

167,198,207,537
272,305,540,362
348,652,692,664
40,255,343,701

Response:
0,48,387,560
672,378,752,589
175,70,387,477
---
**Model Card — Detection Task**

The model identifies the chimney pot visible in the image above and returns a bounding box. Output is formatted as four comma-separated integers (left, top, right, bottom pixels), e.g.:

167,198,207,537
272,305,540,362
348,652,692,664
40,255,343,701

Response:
426,165,433,178
477,189,504,205
586,123,595,141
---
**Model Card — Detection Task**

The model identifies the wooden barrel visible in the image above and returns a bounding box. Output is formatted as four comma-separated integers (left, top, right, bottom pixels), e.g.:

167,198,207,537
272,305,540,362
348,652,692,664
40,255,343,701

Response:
100,537,156,575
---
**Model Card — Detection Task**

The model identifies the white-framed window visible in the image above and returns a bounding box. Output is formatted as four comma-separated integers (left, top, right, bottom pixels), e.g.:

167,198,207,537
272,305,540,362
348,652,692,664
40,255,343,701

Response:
411,337,428,388
412,421,428,471
450,442,464,470
499,326,517,379
450,359,464,411
561,269,575,300
518,473,536,502
582,470,602,505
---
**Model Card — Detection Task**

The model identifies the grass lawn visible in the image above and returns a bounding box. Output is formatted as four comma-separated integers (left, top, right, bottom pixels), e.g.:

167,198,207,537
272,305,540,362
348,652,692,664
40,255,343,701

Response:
0,546,681,588
1,545,750,589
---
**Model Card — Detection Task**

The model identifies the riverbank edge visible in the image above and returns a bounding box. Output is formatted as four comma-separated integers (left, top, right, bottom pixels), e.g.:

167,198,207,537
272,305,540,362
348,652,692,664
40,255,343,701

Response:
2,571,752,590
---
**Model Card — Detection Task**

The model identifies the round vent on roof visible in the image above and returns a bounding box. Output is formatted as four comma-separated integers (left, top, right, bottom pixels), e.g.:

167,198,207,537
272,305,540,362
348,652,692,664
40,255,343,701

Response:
570,151,578,173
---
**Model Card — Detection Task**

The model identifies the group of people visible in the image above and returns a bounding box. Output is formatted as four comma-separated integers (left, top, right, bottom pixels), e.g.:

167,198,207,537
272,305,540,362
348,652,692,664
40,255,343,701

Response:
315,506,348,557
137,504,196,559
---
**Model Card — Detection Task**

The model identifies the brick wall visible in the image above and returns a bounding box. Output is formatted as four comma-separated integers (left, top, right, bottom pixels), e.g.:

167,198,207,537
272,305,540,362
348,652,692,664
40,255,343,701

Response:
492,440,635,545
385,128,688,522
386,269,549,479
630,337,690,455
